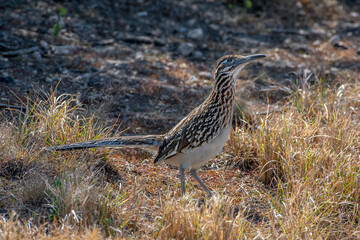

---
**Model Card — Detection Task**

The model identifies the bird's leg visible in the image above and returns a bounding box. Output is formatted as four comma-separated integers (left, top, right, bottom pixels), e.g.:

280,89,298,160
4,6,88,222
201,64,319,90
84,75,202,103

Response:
190,169,213,197
180,166,186,196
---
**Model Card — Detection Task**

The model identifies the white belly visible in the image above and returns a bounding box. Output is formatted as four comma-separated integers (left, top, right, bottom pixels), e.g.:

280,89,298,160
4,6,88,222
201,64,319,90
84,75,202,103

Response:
165,126,231,170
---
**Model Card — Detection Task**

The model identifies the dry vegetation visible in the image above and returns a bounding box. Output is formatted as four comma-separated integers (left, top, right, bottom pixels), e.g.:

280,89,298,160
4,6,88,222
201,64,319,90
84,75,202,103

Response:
1,74,360,239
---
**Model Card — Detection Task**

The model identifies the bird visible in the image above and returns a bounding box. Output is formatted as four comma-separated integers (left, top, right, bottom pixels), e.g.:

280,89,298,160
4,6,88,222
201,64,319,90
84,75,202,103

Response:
46,54,266,197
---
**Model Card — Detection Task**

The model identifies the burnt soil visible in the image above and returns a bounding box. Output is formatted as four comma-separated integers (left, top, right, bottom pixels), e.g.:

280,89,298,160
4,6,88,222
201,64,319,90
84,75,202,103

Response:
1,0,358,134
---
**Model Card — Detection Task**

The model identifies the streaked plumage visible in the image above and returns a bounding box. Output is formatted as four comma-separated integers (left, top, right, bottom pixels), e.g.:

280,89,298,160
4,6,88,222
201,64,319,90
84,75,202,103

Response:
47,54,266,196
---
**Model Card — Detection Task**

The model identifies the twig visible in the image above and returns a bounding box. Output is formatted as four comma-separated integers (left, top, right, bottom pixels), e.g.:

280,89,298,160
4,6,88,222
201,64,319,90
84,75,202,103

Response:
76,64,116,84
87,64,115,80
2,46,39,57
269,28,311,36
121,35,165,46
0,103,27,111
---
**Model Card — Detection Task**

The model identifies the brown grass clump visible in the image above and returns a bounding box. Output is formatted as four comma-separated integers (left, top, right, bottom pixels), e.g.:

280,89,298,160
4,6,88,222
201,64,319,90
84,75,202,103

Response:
155,196,256,239
0,214,104,240
227,79,360,238
0,92,137,238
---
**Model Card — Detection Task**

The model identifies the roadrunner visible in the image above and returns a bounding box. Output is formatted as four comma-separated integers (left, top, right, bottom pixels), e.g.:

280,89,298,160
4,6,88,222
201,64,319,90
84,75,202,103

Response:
47,54,266,196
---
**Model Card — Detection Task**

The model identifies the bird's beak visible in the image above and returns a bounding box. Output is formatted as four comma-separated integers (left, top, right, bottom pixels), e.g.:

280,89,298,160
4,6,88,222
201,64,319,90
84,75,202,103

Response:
231,54,266,79
236,54,266,65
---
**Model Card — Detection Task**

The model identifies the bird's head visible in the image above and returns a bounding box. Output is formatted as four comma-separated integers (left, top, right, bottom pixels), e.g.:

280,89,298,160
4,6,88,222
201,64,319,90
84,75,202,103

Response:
214,54,266,79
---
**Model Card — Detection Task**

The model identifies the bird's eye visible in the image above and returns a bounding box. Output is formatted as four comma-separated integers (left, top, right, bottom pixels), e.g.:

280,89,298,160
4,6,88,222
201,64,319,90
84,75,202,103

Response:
220,58,235,65
223,58,233,64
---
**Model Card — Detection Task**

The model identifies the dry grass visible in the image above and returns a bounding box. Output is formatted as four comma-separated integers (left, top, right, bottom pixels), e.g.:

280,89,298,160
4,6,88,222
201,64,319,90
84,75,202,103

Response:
227,78,360,238
1,76,360,239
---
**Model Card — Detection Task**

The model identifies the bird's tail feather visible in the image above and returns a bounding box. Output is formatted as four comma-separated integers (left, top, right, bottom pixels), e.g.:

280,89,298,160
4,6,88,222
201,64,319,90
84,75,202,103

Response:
46,135,164,151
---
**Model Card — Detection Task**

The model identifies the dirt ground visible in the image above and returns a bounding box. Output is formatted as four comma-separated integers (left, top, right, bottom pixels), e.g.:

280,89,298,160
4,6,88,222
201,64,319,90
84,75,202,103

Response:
1,0,358,134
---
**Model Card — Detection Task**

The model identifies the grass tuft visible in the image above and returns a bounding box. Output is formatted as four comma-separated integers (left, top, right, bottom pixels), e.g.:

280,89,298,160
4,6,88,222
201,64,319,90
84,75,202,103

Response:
155,196,258,239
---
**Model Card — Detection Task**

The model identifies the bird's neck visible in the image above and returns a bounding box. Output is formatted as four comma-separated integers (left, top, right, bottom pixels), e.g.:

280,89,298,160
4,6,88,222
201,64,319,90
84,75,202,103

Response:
210,73,236,106
204,73,236,126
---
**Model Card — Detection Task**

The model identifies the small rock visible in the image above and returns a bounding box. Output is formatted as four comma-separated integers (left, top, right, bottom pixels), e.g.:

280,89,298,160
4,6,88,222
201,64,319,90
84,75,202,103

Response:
312,40,321,46
187,19,197,26
187,28,203,40
53,45,75,55
198,71,212,80
0,76,15,85
45,76,53,83
40,40,49,50
189,75,198,82
284,37,292,44
115,32,124,39
135,51,144,60
1,72,9,77
329,35,348,50
137,11,148,17
178,42,195,56
179,63,188,69
209,24,219,31
32,51,42,60
350,12,358,17
330,67,339,74
151,28,162,36
179,26,187,33
178,26,187,33
329,35,340,45
194,51,203,58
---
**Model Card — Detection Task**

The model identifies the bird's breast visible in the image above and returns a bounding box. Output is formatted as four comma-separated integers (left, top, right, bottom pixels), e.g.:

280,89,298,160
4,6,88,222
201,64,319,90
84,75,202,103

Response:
165,125,231,170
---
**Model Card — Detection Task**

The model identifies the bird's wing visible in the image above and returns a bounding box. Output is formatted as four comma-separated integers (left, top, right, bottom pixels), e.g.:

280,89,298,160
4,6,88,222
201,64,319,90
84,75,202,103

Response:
153,105,223,164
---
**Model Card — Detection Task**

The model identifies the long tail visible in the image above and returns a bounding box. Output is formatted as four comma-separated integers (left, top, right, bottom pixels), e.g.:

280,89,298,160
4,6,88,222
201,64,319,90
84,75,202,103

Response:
46,135,164,151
